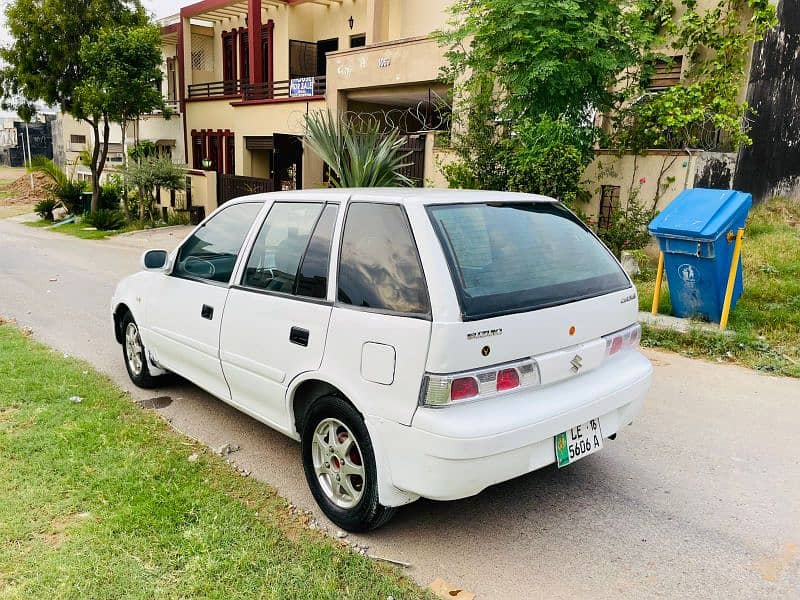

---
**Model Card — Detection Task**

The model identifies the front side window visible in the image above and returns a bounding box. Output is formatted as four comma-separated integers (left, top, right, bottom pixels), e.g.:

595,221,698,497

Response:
241,202,326,295
173,202,262,284
427,202,631,319
338,203,429,315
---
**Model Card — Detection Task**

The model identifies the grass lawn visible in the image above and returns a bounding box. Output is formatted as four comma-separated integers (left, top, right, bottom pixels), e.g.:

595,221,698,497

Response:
635,198,800,377
23,219,154,240
0,323,430,599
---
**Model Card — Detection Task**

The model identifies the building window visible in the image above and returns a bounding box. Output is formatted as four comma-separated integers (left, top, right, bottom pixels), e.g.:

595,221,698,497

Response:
70,135,87,145
239,27,249,81
648,56,683,90
222,30,238,82
289,40,317,79
598,185,620,230
350,34,366,48
316,38,339,77
191,129,235,175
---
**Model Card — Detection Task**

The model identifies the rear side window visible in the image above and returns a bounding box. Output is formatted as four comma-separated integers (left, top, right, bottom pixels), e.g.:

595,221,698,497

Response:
242,202,323,295
427,202,630,319
338,203,429,315
174,202,262,283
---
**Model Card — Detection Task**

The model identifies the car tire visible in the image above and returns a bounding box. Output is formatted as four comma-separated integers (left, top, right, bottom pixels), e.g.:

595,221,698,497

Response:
121,312,164,389
301,395,396,532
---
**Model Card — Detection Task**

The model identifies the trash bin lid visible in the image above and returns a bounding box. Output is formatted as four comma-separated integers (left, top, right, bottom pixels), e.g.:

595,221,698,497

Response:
648,188,752,240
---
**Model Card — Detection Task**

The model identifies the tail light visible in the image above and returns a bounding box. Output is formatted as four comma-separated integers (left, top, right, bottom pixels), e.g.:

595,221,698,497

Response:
419,358,541,407
603,323,641,357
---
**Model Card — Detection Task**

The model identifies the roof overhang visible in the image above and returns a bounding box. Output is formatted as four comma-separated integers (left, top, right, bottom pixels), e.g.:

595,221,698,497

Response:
179,0,344,22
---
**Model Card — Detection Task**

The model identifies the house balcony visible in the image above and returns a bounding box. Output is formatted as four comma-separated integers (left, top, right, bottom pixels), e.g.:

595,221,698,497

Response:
240,76,326,103
187,79,244,100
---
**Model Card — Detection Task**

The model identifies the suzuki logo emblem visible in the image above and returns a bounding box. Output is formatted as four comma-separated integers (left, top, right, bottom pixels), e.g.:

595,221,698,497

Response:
570,354,583,373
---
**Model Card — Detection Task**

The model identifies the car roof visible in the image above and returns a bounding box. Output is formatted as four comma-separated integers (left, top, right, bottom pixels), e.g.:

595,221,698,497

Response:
227,188,558,206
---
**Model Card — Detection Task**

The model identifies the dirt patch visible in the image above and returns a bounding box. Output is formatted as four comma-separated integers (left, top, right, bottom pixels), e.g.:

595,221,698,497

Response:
3,172,51,205
136,396,173,410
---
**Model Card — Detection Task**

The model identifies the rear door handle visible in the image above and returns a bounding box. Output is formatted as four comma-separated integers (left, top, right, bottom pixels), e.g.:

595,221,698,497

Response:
201,304,214,320
290,326,309,347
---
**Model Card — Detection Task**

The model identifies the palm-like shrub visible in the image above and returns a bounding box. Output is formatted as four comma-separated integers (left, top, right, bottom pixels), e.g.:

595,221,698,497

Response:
303,109,412,187
28,157,88,214
34,198,57,221
83,209,126,231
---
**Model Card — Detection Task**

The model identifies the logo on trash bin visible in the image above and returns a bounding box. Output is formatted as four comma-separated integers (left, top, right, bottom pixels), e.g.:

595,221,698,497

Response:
678,264,697,288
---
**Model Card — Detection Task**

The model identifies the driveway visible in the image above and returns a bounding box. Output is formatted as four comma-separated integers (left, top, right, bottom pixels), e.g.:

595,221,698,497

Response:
1,218,798,599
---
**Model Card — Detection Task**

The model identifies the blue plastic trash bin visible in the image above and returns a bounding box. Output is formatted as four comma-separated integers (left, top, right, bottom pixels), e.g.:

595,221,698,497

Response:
648,188,752,322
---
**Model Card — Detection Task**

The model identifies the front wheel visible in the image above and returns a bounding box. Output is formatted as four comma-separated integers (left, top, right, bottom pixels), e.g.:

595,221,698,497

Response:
301,396,396,532
121,312,164,389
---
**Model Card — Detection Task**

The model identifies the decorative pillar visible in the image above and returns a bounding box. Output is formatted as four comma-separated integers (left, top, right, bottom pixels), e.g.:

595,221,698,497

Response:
266,19,275,90
248,0,263,86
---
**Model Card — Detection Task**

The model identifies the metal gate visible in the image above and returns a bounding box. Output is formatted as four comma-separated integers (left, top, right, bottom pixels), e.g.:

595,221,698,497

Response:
398,135,426,187
218,174,274,205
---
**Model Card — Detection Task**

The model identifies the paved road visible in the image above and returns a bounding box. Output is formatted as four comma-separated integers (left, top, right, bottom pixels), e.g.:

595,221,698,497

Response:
1,218,798,599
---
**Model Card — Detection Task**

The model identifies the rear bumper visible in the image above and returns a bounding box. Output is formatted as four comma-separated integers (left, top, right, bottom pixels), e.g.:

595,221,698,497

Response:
368,350,652,502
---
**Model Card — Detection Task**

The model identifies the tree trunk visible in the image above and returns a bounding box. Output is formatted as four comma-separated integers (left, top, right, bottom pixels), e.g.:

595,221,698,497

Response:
91,116,112,214
88,118,101,214
120,119,129,217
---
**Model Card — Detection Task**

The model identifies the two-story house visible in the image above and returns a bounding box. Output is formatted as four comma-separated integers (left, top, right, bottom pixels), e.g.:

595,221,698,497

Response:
160,0,452,219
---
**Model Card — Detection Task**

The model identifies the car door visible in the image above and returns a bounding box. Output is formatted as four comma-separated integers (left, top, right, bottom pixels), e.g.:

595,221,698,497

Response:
219,201,338,433
145,201,264,400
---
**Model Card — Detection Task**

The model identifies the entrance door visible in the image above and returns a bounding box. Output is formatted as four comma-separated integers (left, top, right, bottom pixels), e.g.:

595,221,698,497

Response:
220,201,338,432
144,202,263,399
274,133,303,190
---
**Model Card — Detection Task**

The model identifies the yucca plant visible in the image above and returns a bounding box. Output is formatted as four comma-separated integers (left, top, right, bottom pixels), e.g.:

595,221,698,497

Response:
303,109,413,187
28,157,88,214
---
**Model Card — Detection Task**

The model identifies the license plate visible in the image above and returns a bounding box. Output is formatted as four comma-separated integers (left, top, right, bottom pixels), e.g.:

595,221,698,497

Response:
555,419,603,468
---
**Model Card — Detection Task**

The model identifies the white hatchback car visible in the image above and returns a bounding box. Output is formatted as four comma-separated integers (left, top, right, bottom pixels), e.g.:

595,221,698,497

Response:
112,189,652,531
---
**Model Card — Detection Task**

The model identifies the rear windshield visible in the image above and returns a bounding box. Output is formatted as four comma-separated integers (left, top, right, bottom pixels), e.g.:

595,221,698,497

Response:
427,202,631,320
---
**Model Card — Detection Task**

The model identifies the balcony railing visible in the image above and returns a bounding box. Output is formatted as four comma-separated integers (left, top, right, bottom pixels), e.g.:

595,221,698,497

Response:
187,79,243,99
242,76,326,102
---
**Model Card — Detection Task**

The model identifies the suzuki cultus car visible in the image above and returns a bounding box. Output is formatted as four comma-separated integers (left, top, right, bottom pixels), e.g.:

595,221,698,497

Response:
112,189,652,531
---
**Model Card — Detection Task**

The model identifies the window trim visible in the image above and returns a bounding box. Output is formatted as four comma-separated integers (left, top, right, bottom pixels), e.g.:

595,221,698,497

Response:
236,200,339,301
170,201,264,287
426,201,632,321
335,201,432,321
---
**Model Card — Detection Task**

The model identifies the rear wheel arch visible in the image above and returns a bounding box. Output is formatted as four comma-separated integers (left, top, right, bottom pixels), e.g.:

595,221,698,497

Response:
291,378,360,436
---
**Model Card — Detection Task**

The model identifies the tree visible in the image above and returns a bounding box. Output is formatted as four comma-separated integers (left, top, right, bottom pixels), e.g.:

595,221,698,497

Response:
437,0,658,205
79,25,170,216
76,24,167,214
120,154,186,222
0,0,148,212
439,0,657,124
304,109,413,187
612,0,776,153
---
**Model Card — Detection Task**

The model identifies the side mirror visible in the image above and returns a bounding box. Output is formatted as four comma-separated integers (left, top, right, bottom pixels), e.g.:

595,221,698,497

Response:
141,249,170,272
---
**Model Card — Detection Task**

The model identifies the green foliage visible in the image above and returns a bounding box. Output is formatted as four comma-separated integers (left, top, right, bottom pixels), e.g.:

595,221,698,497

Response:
0,0,146,112
28,156,88,214
128,140,159,162
120,155,186,222
83,208,126,231
613,0,777,151
443,108,595,208
166,210,191,226
100,176,124,211
438,0,657,123
34,198,56,221
15,100,36,124
304,109,413,188
594,188,657,258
